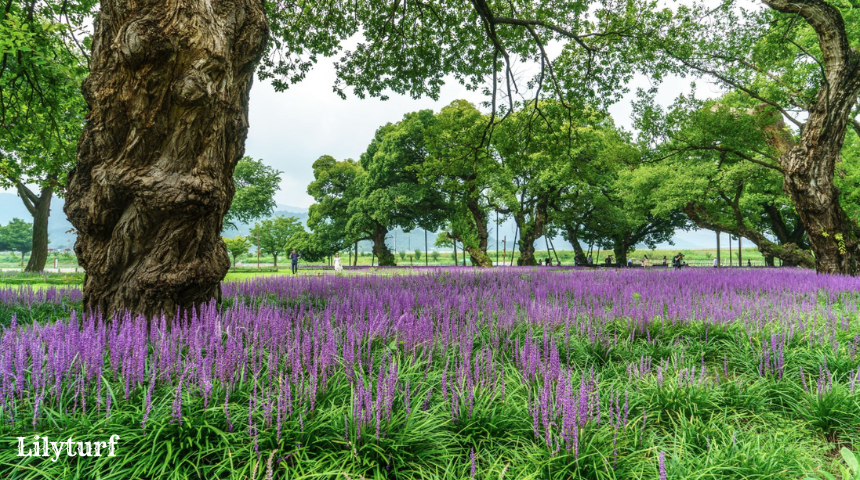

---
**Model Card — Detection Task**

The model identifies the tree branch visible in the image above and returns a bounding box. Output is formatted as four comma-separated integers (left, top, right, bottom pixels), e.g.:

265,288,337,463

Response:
676,57,803,129
15,181,38,216
683,202,815,268
681,145,784,173
492,17,594,54
762,0,853,89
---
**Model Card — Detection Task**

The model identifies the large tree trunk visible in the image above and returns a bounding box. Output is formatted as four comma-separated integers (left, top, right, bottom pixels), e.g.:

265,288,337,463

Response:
64,0,268,318
464,195,492,267
611,231,634,267
762,0,860,274
515,201,547,266
612,237,630,267
565,227,588,265
16,182,52,272
371,224,395,266
780,117,859,272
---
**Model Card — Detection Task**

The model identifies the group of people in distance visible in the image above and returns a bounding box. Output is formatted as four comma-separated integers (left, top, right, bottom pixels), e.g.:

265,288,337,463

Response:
288,249,344,275
537,255,560,266
288,248,696,272
572,253,687,268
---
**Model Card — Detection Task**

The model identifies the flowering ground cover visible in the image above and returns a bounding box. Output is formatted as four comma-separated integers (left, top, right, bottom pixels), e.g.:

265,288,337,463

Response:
1,268,859,479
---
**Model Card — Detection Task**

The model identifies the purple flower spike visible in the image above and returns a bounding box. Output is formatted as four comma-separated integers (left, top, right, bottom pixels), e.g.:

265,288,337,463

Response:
470,448,476,478
659,451,667,480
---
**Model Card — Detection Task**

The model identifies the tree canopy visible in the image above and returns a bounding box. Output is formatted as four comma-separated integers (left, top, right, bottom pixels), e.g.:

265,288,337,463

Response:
630,92,816,267
0,0,91,271
0,217,33,265
250,216,305,268
222,236,252,267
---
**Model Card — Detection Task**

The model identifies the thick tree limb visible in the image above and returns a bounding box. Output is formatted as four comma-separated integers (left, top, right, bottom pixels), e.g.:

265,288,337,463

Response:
493,17,594,53
14,181,38,216
762,0,853,89
682,145,784,172
683,202,814,268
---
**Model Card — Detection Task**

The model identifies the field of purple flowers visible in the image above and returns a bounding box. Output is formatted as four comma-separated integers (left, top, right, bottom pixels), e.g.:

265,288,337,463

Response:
1,268,859,479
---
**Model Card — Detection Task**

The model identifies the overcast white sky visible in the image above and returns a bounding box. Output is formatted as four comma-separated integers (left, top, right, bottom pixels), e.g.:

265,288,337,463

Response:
248,59,715,209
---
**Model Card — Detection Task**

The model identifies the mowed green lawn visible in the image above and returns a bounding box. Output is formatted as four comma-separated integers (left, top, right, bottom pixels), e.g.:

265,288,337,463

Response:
0,268,416,289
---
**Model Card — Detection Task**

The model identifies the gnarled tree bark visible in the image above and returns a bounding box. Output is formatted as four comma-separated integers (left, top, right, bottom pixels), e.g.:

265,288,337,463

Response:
64,0,268,318
464,194,493,267
762,0,860,274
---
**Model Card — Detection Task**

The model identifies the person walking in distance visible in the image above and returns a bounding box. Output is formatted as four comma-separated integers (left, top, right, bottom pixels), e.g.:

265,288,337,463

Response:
290,249,301,275
334,252,343,273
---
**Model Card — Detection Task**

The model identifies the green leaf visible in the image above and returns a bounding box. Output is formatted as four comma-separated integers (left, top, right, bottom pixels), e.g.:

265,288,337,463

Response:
840,448,858,473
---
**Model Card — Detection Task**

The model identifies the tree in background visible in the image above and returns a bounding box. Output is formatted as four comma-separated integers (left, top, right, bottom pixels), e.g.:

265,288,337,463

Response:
351,111,447,266
0,218,34,267
222,236,251,267
647,0,860,274
434,208,479,267
430,251,440,263
631,93,816,267
553,186,600,265
583,132,689,266
493,102,607,265
284,229,330,263
250,216,304,269
0,1,90,272
225,157,282,230
307,155,367,262
414,249,422,261
421,100,498,267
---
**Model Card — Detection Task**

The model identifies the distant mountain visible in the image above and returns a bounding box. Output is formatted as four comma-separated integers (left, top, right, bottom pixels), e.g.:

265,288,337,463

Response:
0,192,720,252
275,204,309,214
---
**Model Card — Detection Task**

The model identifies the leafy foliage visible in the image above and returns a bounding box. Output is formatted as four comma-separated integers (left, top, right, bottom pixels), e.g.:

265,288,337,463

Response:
250,216,305,267
225,157,283,230
0,1,90,192
307,155,366,254
0,218,32,264
222,236,252,267
260,0,651,116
